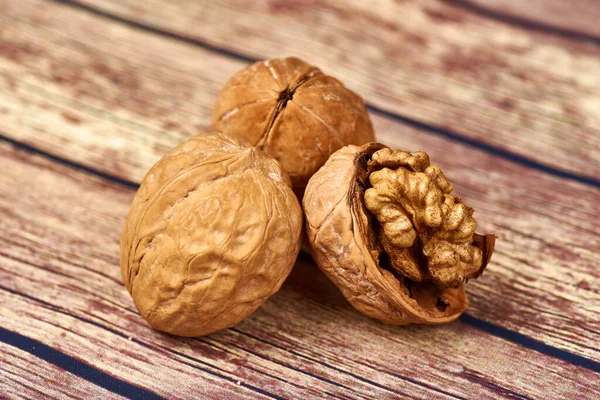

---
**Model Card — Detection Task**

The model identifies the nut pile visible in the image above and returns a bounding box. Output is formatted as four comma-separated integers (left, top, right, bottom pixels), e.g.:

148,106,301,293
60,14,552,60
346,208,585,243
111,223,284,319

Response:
121,57,495,336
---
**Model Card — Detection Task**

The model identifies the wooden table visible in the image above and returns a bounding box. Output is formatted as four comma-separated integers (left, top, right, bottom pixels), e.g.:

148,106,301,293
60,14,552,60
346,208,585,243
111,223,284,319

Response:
1,0,599,398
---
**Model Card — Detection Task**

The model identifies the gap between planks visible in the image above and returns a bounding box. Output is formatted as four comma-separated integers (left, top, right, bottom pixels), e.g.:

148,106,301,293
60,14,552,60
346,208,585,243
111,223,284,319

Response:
446,0,600,42
0,329,162,400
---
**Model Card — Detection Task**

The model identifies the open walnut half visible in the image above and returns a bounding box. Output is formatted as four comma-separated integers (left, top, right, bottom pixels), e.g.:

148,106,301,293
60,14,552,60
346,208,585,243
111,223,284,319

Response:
303,143,495,324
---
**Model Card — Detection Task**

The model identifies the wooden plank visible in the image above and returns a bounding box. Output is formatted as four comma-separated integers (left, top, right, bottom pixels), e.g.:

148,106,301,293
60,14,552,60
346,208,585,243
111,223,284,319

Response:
61,0,600,179
1,0,599,362
0,343,126,400
0,0,226,184
1,143,598,398
0,292,280,400
462,0,600,38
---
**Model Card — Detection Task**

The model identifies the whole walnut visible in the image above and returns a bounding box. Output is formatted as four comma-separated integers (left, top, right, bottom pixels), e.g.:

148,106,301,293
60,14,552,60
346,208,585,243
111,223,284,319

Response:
120,133,303,336
303,143,495,324
212,57,375,195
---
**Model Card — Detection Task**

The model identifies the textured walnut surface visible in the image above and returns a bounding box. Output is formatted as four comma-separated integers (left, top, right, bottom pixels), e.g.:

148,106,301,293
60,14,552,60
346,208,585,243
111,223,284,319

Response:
212,57,375,193
365,149,485,288
121,133,303,336
303,143,495,325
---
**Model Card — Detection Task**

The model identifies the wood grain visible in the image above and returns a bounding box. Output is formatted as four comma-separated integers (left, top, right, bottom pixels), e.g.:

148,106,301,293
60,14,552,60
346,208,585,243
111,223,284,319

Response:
62,0,600,179
1,0,599,362
0,343,125,400
462,0,600,38
1,142,598,399
0,0,225,184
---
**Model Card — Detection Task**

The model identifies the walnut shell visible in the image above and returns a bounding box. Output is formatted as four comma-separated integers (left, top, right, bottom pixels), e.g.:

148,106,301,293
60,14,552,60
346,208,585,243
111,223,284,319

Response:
120,132,303,336
303,143,495,325
212,57,375,195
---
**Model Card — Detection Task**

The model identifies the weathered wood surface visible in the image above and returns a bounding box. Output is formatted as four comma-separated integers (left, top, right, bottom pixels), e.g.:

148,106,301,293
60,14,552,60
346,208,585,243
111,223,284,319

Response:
1,142,598,398
65,0,600,179
462,0,600,38
1,0,600,397
0,343,126,400
1,0,599,362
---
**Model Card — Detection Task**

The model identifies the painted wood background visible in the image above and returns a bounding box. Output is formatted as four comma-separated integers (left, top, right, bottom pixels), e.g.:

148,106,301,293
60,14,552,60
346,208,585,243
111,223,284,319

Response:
1,0,599,398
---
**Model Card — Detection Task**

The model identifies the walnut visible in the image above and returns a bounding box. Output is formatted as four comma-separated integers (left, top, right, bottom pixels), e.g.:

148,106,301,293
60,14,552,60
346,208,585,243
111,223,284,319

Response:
303,143,495,325
212,57,375,195
120,132,303,336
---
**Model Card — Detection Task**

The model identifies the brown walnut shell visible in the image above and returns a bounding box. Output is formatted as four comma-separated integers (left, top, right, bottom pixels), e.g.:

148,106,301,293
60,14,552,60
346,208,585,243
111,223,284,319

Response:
211,57,375,195
120,132,303,336
303,143,495,325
